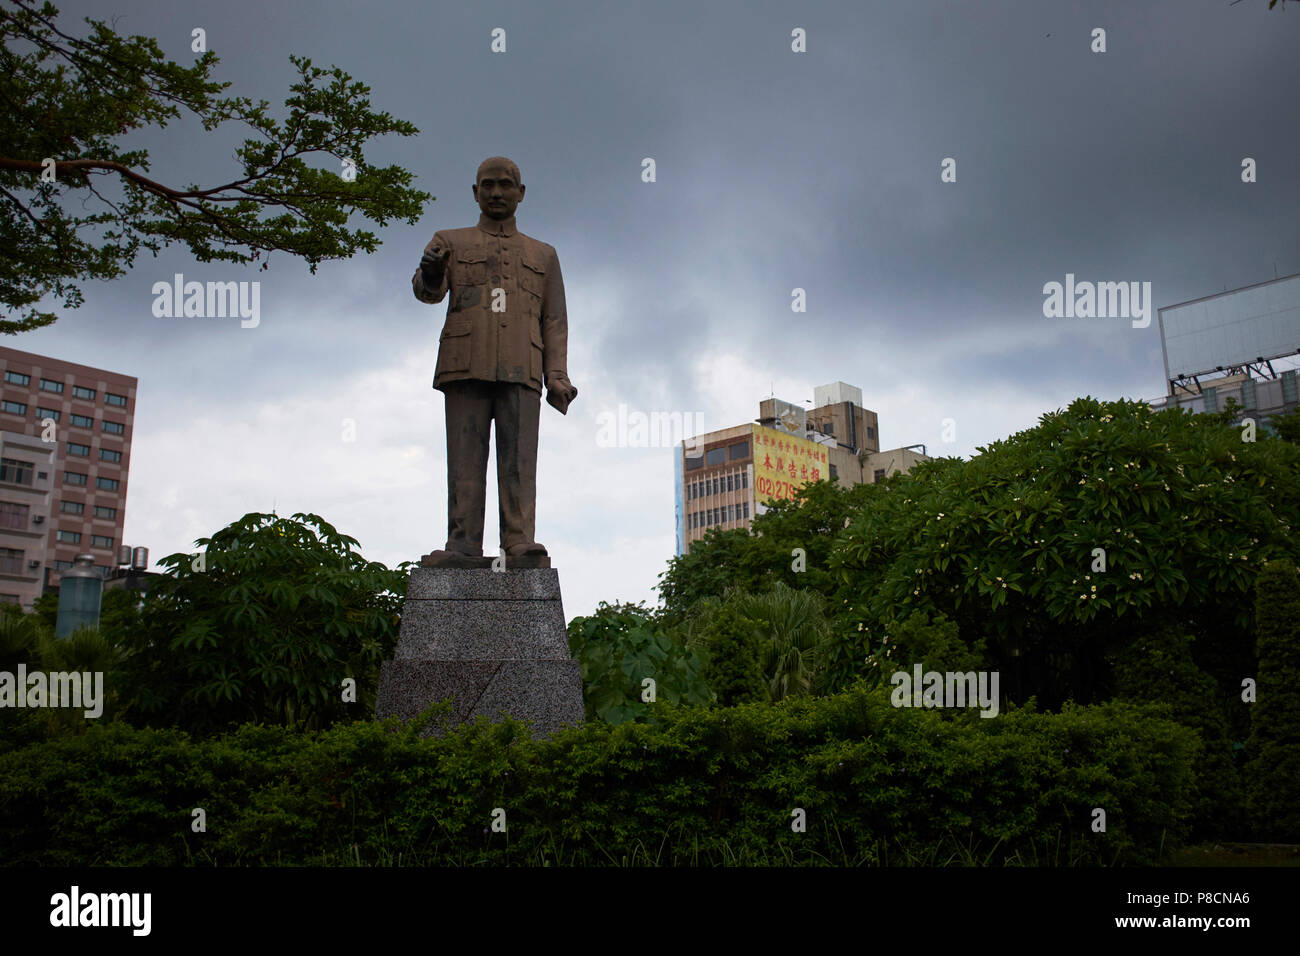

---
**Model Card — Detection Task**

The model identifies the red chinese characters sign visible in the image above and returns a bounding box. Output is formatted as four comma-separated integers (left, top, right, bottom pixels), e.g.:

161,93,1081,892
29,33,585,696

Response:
751,424,827,504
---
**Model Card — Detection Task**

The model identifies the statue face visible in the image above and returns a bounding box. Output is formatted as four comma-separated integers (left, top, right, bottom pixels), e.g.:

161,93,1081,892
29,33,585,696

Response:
473,165,525,220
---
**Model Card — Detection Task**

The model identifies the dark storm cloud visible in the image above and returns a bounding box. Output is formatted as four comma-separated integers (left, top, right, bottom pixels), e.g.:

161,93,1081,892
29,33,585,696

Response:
9,0,1297,612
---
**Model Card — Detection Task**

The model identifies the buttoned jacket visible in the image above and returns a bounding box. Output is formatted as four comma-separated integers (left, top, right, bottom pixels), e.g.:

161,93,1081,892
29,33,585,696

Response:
413,214,568,394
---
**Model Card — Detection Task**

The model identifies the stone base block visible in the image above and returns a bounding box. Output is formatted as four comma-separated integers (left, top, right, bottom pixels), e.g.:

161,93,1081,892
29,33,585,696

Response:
376,658,583,739
395,599,569,660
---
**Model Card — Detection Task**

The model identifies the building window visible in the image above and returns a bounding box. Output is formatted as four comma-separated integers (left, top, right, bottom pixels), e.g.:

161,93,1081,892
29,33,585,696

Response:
743,501,749,519
66,442,90,457
96,477,120,491
0,594,19,604
829,463,838,480
726,474,733,493
4,371,29,386
61,500,85,515
39,378,64,393
57,530,81,544
54,559,73,571
64,471,87,486
102,420,125,435
823,422,834,436
36,407,60,423
105,392,127,407
874,468,886,483
70,413,93,428
728,440,750,460
0,459,33,485
99,448,122,463
684,454,702,471
0,502,28,529
741,471,748,489
73,386,95,400
0,547,22,574
93,505,116,520
867,426,875,440
1,400,27,416
705,447,725,467
91,534,114,549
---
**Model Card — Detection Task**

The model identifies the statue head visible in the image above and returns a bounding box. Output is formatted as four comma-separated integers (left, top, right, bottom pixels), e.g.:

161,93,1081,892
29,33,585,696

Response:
473,156,524,221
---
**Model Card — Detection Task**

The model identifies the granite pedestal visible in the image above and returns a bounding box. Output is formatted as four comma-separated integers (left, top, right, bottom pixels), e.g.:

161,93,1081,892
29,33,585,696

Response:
375,567,584,738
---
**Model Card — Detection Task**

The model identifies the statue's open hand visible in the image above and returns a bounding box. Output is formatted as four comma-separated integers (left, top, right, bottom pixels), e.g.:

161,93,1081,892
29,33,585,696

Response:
545,373,578,415
419,245,450,286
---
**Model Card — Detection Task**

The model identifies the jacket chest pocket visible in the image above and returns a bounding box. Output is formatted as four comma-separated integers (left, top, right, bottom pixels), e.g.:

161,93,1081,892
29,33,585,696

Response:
455,248,488,286
519,255,546,300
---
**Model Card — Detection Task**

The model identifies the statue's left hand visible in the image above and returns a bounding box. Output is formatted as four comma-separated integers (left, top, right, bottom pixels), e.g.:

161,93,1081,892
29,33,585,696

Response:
545,373,578,414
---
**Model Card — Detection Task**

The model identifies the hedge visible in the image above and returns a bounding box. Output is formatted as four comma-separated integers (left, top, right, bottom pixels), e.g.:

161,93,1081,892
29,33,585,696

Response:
0,685,1198,866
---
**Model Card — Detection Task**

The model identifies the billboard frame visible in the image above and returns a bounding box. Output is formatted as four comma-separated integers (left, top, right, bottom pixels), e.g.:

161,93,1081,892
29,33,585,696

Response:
1158,271,1300,396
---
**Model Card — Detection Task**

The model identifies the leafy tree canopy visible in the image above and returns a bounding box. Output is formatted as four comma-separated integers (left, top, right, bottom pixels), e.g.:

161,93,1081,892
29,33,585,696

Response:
660,397,1300,705
832,397,1300,701
118,511,409,733
0,0,430,332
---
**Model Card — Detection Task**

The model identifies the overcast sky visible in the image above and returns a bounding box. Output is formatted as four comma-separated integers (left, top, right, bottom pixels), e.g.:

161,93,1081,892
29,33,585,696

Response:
12,0,1300,620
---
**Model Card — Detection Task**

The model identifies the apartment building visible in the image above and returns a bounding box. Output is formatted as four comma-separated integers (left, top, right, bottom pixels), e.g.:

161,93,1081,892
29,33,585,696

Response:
674,381,930,555
0,347,137,608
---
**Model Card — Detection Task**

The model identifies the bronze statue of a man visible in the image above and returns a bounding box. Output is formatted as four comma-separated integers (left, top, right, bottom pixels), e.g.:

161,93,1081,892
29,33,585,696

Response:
413,157,578,568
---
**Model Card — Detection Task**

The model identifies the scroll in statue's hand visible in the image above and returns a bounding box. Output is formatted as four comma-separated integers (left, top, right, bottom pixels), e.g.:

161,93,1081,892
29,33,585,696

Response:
545,373,578,415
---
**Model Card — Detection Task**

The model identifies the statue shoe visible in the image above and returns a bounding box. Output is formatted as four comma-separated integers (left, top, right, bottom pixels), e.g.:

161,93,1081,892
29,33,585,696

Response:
505,542,548,557
420,549,485,568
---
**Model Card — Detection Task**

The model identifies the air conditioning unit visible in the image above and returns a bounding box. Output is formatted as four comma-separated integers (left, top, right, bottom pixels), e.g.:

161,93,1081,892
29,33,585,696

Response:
32,515,44,524
27,560,40,568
